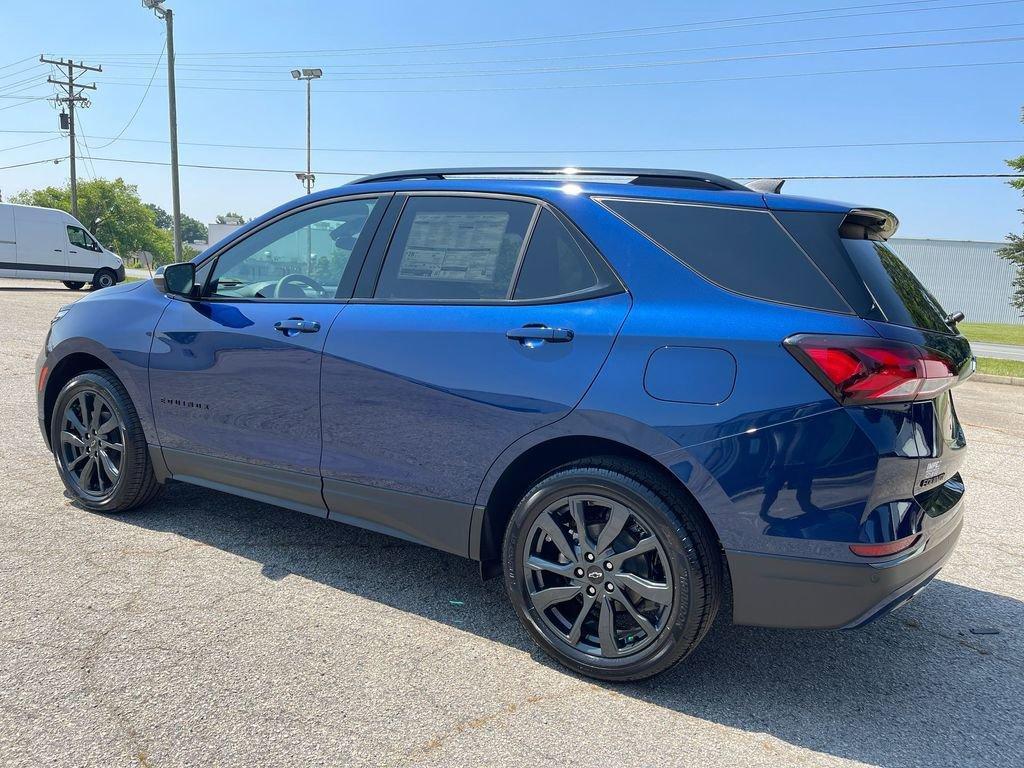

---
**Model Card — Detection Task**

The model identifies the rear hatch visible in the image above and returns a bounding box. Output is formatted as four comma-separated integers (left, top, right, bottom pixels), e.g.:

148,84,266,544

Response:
774,205,972,503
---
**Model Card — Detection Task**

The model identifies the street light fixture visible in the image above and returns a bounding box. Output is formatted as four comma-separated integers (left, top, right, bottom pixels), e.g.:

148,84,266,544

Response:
291,68,323,195
142,0,182,261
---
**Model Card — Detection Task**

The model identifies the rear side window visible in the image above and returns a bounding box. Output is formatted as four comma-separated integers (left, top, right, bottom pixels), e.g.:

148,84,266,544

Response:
602,198,850,312
375,196,534,300
512,210,616,300
842,239,951,334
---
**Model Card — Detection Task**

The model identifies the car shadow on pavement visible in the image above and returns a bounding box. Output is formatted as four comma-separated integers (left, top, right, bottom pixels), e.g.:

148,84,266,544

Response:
111,481,1022,768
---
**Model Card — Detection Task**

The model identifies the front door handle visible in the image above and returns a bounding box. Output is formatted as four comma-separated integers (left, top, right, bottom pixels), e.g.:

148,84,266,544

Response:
506,325,574,344
274,317,321,336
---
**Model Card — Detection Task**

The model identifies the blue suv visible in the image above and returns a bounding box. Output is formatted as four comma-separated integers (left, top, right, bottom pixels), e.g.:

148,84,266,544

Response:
37,168,972,680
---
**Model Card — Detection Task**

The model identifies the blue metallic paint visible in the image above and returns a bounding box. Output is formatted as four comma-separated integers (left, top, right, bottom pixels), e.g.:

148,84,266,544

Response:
37,174,969,632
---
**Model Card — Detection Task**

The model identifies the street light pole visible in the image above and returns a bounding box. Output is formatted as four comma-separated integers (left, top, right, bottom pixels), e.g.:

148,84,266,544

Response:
144,1,182,261
290,68,322,195
305,76,312,195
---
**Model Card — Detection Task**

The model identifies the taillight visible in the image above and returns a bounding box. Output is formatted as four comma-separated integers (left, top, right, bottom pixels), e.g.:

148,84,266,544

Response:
785,334,957,405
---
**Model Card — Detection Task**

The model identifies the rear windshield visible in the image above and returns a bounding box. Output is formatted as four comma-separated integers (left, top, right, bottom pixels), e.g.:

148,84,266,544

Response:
842,239,952,334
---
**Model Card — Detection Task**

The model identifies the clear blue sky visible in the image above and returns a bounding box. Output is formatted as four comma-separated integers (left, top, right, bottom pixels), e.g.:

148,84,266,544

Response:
2,0,1023,240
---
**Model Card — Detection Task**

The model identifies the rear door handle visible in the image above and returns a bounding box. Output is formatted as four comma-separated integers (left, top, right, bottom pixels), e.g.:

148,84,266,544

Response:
506,326,574,343
274,317,321,336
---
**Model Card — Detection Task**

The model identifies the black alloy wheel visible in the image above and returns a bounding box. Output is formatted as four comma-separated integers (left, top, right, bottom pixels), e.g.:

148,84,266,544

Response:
50,370,162,512
503,458,722,681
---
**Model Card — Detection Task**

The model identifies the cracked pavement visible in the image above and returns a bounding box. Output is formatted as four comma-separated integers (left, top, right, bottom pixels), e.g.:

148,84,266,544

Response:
1,278,1022,767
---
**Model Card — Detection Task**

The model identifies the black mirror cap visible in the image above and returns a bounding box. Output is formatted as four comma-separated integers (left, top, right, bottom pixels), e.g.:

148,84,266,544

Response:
154,262,196,297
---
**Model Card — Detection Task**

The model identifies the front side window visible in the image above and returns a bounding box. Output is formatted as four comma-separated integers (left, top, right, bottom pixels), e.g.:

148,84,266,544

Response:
67,225,100,252
374,196,535,300
206,197,379,300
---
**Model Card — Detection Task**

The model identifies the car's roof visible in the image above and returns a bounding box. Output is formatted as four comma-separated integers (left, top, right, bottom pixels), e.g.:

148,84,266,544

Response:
314,175,856,214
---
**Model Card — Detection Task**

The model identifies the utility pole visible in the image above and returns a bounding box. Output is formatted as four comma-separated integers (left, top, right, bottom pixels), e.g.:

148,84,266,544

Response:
143,0,182,261
40,56,101,221
290,68,322,195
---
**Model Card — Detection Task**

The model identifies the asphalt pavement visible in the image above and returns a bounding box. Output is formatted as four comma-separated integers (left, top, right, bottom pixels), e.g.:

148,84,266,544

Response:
1,278,1022,768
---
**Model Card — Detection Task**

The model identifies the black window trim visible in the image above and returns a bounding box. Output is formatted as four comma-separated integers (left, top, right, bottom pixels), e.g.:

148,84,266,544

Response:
187,192,393,304
594,195,855,316
357,190,627,307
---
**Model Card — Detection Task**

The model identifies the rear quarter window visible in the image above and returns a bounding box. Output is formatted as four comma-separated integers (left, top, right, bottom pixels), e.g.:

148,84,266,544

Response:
601,198,850,313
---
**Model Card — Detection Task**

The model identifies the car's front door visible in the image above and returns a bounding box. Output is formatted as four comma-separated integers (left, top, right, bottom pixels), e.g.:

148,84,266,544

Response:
150,195,387,516
319,194,630,553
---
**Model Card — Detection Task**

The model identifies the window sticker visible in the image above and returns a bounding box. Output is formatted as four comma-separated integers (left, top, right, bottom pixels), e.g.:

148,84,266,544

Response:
398,211,510,283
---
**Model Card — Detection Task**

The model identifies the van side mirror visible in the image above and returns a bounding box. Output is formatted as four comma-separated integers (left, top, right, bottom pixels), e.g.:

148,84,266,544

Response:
154,262,196,297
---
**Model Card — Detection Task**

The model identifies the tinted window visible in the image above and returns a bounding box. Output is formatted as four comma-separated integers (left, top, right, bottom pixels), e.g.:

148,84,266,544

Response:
842,239,951,334
513,210,613,300
207,197,378,300
374,196,534,300
603,199,850,312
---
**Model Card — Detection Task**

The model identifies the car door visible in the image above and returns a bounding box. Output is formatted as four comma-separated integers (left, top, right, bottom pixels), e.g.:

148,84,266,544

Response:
13,208,67,279
320,194,631,553
64,223,104,279
150,194,387,517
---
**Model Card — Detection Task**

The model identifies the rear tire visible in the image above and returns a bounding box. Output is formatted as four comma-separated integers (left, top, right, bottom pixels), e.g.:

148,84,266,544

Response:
62,281,85,290
50,369,162,513
502,457,722,681
91,268,117,290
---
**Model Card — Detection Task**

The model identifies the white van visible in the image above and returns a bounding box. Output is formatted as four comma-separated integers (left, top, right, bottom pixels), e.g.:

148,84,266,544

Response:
0,203,125,290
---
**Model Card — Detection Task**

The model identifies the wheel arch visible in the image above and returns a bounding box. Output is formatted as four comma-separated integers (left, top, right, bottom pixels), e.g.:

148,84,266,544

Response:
42,352,117,449
474,433,725,579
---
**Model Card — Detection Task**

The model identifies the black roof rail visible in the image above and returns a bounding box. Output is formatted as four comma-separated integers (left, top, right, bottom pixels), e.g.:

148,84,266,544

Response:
349,167,750,191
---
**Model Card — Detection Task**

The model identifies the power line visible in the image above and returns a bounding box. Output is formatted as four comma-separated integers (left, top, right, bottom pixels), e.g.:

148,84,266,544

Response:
95,57,1024,94
5,151,1021,181
90,34,1024,83
0,136,61,153
90,21,1024,73
90,40,164,151
0,55,37,71
5,129,1024,154
65,1,1020,59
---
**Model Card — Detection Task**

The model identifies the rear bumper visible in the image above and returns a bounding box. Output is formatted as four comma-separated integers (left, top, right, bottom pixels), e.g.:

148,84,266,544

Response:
726,510,963,629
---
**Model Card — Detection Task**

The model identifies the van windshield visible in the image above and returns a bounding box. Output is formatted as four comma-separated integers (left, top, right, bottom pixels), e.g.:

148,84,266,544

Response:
842,239,952,334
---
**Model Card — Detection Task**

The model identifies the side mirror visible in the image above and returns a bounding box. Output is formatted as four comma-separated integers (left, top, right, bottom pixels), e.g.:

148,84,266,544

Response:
154,262,196,297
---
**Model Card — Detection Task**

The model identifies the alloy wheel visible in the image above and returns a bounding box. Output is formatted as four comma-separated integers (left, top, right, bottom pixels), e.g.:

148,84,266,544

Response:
522,493,674,658
58,390,125,500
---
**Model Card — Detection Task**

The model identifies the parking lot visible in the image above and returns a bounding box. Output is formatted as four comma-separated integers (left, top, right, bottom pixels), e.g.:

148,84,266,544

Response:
0,277,1021,768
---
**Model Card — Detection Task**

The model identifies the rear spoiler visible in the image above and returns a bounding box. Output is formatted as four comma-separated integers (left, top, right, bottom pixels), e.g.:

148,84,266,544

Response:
839,208,899,241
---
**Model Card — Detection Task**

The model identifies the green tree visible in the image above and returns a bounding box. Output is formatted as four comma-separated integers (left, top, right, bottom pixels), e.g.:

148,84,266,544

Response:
998,110,1024,316
180,213,208,243
12,178,174,266
145,202,172,229
216,211,246,224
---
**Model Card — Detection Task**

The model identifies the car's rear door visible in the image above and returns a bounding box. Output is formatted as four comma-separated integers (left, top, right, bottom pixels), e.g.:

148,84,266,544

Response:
150,195,387,516
319,193,630,554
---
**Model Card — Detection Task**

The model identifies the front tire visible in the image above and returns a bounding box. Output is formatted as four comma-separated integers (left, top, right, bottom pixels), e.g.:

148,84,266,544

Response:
50,369,161,513
91,268,117,290
502,457,722,681
62,281,85,290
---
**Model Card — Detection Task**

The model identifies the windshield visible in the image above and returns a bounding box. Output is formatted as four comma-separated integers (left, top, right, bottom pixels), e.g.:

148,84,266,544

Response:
842,239,953,335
